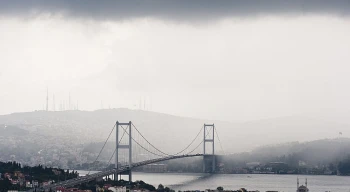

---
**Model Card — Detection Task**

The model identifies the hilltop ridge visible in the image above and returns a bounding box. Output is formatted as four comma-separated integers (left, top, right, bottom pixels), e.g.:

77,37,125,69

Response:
0,109,349,153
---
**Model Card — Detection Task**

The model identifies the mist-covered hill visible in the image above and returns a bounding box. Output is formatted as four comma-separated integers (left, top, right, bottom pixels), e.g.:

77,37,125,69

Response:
223,138,350,167
0,125,29,136
0,109,349,153
1,109,350,170
0,109,229,154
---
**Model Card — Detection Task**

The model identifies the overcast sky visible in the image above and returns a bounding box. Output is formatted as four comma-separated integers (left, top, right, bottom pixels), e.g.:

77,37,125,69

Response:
1,1,350,122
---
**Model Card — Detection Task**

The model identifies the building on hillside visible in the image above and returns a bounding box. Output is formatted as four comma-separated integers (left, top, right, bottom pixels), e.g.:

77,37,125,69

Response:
57,188,92,192
56,186,65,192
298,160,307,167
11,179,19,185
4,173,11,179
246,162,261,169
65,188,80,192
131,189,150,192
42,181,50,186
14,171,22,177
26,181,33,188
103,184,112,190
108,186,127,192
267,162,288,168
297,178,309,192
96,186,105,192
18,177,25,186
266,162,288,173
32,180,39,187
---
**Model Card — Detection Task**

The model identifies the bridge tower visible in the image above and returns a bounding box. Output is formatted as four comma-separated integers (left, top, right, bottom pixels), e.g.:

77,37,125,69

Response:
115,121,132,182
203,124,216,173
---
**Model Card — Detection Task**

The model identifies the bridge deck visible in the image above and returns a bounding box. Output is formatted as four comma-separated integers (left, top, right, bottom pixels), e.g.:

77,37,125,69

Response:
30,154,203,191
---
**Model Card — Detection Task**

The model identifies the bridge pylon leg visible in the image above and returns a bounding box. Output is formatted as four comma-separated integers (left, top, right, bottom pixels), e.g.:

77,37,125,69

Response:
203,124,215,173
115,121,133,182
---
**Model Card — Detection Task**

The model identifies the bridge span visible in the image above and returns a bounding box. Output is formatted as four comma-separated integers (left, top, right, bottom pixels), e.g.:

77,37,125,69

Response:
27,121,224,192
34,154,204,191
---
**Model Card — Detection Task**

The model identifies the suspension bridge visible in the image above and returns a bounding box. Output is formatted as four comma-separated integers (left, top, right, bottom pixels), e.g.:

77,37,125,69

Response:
31,121,225,191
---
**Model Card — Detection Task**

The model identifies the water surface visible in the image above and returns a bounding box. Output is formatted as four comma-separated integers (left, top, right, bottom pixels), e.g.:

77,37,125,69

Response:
77,171,350,192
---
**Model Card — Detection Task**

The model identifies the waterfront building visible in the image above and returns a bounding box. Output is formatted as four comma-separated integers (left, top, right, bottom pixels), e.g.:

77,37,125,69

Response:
246,162,261,169
108,186,127,192
142,163,167,172
32,180,39,187
25,181,33,188
11,180,19,185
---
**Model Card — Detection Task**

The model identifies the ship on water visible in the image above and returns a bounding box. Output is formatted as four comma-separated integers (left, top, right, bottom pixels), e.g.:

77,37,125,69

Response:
297,178,309,192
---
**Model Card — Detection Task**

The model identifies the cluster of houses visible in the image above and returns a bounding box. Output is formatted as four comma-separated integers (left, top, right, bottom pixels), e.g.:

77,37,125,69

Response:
223,161,334,175
96,185,127,192
56,187,93,192
55,184,151,192
96,184,152,192
0,171,53,188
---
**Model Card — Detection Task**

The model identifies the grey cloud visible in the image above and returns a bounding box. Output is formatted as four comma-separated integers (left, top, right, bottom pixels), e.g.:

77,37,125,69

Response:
0,0,349,21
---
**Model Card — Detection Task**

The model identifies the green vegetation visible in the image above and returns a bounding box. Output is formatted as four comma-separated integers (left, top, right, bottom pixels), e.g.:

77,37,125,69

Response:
0,161,79,191
0,162,78,182
157,184,174,192
0,178,13,191
215,139,350,175
79,179,160,191
338,157,350,175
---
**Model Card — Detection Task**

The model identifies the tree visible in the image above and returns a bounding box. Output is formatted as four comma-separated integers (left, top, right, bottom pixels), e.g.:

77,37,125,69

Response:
338,159,350,175
217,186,224,191
164,187,171,192
157,184,165,192
0,178,12,191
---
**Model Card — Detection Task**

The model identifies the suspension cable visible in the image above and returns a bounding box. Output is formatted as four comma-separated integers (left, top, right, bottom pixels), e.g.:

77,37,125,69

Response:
87,124,116,175
171,127,203,156
106,126,128,169
94,122,217,174
214,126,225,155
106,148,116,170
186,127,212,155
131,123,170,156
120,125,164,157
132,122,204,156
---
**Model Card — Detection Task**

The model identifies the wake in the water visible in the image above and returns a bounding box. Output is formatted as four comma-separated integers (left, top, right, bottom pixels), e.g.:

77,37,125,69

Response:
169,174,214,189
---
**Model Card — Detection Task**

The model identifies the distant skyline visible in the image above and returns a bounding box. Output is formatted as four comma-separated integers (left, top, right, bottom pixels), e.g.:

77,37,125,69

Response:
1,1,350,123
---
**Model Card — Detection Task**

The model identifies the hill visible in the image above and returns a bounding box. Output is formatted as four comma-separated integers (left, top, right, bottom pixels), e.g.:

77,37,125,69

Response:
0,109,230,154
0,109,349,153
222,138,350,170
0,125,29,136
1,109,350,170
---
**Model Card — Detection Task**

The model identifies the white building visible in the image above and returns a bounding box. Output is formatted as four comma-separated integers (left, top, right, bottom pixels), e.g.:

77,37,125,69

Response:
26,181,33,188
108,186,126,192
32,180,39,187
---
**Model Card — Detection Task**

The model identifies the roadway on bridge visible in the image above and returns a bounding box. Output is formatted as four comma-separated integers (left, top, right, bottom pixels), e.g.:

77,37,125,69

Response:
32,154,203,191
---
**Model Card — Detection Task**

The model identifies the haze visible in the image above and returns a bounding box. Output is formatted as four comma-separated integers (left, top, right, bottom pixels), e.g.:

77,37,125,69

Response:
1,0,350,124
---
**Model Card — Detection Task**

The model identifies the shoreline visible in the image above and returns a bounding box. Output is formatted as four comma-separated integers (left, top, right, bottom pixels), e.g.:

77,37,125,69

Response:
76,170,348,177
